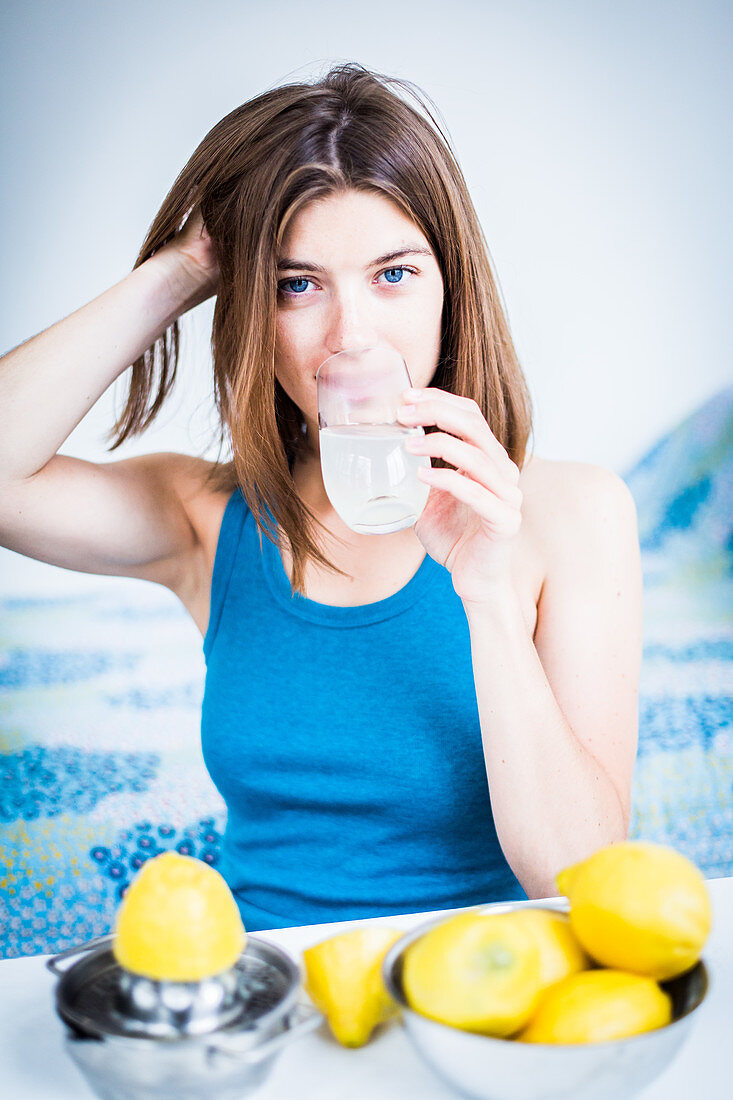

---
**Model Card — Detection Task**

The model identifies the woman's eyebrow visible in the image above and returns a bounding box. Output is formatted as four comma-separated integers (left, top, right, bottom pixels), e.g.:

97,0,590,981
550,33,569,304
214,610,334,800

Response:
276,246,433,273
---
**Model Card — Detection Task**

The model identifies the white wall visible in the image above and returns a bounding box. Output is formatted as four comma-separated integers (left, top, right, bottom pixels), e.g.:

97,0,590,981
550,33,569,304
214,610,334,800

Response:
1,0,730,481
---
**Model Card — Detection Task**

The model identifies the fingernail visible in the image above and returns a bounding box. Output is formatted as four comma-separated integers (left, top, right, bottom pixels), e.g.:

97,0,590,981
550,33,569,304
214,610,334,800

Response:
404,388,423,399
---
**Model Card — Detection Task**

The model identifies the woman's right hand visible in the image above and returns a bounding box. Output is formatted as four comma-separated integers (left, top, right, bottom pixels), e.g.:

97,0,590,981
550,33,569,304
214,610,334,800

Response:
154,207,220,308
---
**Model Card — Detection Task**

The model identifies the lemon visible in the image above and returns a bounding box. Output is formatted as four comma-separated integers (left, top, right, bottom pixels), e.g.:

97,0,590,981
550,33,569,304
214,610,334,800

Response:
517,968,672,1043
113,852,246,982
402,910,542,1037
557,841,712,980
506,908,591,991
302,926,403,1047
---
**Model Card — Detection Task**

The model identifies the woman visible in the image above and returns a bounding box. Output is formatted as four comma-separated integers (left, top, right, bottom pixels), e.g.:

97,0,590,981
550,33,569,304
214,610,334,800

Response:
0,63,642,931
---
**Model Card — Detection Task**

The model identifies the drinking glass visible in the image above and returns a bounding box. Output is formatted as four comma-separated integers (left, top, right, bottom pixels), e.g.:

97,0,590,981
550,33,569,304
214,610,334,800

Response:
316,346,431,534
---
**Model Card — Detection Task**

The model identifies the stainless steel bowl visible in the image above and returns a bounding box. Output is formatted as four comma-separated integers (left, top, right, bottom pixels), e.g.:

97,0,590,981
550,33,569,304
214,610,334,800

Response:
382,898,709,1100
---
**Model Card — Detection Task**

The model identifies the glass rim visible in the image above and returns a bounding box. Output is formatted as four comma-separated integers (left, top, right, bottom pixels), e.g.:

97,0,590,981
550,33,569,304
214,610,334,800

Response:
314,345,408,383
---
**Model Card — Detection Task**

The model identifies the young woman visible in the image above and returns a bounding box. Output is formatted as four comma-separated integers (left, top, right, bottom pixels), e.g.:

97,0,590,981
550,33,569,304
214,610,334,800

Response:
0,63,642,931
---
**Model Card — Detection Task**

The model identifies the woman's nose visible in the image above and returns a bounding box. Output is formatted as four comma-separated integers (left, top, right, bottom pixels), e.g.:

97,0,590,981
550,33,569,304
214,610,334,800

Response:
325,289,378,355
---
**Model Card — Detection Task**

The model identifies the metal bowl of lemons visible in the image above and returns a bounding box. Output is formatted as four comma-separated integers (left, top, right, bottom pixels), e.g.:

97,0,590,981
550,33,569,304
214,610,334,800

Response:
382,892,709,1100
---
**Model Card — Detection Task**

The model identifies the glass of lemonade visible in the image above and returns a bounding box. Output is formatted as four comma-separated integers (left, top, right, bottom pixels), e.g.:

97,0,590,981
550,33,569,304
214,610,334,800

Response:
316,346,431,534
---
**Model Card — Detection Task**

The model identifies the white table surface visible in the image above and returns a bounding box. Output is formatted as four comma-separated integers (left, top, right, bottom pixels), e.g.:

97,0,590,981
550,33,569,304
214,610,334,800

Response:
1,879,729,1100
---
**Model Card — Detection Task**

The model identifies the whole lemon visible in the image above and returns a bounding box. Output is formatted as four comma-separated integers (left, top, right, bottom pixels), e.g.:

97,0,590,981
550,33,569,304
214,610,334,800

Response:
557,841,712,980
302,926,403,1047
402,911,542,1037
113,852,245,982
517,968,672,1044
505,908,591,992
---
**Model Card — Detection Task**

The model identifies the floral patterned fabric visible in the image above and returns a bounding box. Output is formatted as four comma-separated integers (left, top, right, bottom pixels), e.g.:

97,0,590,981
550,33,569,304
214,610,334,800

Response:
1,386,731,957
624,386,733,873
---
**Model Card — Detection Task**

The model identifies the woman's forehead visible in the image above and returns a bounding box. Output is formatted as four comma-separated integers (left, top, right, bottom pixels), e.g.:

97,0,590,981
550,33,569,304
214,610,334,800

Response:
278,189,431,266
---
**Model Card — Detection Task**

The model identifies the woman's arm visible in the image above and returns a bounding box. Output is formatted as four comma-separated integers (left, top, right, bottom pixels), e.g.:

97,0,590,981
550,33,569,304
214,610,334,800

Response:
0,210,220,585
399,387,641,896
0,208,217,484
464,463,642,897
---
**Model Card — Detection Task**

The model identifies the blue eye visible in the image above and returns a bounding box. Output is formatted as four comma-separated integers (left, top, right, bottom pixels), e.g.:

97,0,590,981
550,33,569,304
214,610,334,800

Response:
380,267,406,284
278,276,312,295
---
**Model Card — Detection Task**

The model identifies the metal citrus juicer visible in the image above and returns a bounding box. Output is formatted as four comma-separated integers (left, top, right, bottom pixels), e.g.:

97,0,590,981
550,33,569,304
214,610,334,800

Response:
47,929,323,1099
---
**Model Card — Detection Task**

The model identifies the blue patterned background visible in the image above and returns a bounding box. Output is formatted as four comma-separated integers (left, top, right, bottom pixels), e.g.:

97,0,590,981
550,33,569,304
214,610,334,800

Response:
1,387,732,957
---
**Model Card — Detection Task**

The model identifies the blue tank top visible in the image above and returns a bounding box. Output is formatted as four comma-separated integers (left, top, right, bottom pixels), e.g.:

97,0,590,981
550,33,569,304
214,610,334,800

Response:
201,488,526,931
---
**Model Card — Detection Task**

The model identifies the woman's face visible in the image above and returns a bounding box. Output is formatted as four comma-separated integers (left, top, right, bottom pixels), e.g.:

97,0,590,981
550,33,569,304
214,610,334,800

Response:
274,189,444,448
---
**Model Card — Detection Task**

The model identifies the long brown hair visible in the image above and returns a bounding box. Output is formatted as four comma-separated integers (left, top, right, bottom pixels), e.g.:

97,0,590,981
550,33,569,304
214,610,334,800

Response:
107,62,533,596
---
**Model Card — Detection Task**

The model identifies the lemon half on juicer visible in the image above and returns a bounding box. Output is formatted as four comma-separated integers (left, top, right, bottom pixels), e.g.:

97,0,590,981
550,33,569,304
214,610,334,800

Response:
113,852,246,982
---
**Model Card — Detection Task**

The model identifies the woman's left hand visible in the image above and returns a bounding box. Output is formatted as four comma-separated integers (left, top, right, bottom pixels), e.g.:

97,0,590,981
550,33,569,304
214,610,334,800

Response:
398,387,524,607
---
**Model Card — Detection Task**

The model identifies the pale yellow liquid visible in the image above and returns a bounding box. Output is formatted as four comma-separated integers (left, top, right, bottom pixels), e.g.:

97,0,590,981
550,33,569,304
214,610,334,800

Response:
319,424,431,534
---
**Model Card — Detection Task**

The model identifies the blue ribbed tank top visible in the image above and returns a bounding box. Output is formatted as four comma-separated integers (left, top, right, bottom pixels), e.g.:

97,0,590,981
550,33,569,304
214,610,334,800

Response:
201,488,526,931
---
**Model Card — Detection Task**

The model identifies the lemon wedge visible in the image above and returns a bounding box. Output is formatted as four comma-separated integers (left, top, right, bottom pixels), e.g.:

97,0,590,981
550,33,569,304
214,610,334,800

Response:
302,926,403,1047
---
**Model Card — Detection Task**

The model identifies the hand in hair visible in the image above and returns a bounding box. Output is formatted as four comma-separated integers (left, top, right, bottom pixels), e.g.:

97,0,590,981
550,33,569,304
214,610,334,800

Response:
157,207,220,302
399,387,523,605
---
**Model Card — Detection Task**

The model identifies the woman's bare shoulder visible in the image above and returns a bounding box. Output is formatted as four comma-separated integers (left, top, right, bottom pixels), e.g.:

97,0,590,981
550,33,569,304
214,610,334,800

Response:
167,453,235,502
148,453,237,584
172,455,237,541
152,455,237,632
519,453,637,554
